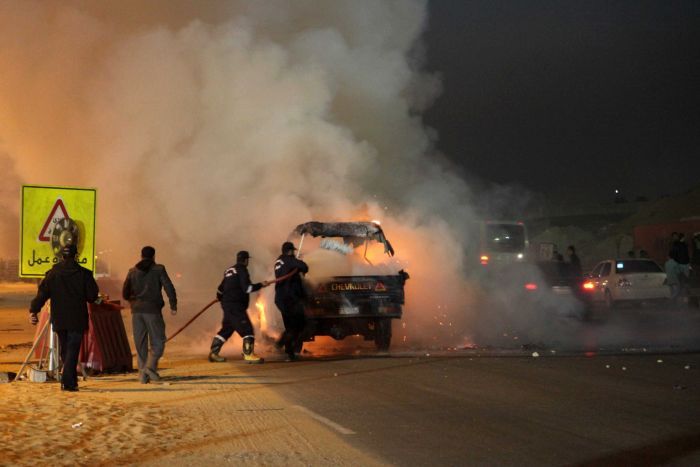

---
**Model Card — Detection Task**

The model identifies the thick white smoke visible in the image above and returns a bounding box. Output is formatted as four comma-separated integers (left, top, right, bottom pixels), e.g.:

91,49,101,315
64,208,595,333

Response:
0,0,477,347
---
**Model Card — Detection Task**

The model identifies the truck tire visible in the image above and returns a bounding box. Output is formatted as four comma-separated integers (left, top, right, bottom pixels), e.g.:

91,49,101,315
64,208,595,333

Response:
374,319,392,351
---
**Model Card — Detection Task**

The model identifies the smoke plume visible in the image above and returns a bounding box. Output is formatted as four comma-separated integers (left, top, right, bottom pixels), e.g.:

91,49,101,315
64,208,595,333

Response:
0,0,480,348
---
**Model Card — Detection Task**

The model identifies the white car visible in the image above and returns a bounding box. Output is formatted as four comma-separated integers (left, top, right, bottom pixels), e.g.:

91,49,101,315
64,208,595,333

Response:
586,259,670,308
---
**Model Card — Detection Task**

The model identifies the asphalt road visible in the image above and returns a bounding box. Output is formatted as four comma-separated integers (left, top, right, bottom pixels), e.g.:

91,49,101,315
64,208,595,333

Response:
238,304,700,466
469,303,700,353
247,351,700,466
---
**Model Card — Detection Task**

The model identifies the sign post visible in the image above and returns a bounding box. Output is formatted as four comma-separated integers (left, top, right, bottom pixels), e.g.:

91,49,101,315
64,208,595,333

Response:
20,185,97,277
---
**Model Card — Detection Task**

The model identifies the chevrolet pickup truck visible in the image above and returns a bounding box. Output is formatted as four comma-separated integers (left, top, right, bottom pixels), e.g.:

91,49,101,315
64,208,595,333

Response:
291,221,409,350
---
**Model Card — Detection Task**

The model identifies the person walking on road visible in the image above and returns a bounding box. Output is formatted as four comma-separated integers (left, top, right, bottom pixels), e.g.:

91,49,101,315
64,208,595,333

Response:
29,244,100,392
665,253,683,307
567,245,582,278
209,251,270,364
677,233,691,272
669,233,691,297
273,242,309,361
122,246,177,384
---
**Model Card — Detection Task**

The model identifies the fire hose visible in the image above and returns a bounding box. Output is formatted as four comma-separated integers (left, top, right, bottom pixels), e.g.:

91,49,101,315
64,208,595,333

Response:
164,268,299,343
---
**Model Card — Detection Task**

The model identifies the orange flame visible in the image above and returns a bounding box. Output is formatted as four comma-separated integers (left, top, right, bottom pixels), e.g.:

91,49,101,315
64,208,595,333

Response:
255,297,267,332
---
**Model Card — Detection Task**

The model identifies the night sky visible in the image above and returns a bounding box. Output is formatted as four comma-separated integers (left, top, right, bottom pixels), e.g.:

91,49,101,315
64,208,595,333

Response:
423,0,700,202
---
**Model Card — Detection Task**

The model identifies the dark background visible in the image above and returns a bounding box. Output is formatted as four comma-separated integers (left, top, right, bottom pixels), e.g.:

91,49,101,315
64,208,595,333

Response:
423,0,700,203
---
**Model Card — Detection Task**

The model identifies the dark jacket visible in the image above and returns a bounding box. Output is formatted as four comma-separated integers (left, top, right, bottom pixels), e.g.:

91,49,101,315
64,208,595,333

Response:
692,236,700,266
30,259,99,331
568,253,582,278
216,262,261,308
671,240,690,265
122,259,177,314
274,254,309,303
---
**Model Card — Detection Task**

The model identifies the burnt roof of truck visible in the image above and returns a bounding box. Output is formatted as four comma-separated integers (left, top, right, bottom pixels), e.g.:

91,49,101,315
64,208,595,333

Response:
293,221,395,256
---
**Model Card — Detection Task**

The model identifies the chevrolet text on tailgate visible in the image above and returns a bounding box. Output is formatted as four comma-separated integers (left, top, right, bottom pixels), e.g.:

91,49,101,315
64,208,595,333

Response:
292,221,409,350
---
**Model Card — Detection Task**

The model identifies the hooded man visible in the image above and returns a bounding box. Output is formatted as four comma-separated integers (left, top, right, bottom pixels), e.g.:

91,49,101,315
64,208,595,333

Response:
209,251,270,364
29,244,100,392
122,246,177,383
274,241,309,361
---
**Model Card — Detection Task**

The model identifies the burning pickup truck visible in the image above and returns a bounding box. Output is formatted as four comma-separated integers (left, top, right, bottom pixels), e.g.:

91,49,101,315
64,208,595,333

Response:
291,221,409,350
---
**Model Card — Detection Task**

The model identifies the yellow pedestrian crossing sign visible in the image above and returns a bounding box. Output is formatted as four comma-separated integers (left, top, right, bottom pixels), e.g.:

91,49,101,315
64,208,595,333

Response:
20,185,97,278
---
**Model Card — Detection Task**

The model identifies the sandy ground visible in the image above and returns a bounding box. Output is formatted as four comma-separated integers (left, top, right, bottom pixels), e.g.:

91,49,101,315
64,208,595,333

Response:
0,283,385,466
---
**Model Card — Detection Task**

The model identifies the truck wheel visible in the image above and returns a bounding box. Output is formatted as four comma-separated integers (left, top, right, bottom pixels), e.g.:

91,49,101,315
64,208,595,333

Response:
374,319,392,351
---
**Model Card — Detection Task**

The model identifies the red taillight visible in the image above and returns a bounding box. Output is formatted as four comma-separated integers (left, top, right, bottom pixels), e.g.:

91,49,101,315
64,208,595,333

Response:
480,255,489,265
582,281,594,291
524,283,538,291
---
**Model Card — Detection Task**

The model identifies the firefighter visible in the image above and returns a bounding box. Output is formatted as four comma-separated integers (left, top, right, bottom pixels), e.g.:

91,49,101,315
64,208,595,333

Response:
209,251,270,363
273,241,309,361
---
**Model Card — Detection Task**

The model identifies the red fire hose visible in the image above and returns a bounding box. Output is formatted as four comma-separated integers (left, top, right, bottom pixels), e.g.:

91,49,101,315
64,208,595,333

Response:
165,298,219,343
164,268,299,343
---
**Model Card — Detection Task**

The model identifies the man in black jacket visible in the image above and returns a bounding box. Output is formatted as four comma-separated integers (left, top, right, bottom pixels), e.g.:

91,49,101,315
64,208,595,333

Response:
274,242,309,361
566,245,582,278
209,250,270,364
29,244,100,392
122,246,177,383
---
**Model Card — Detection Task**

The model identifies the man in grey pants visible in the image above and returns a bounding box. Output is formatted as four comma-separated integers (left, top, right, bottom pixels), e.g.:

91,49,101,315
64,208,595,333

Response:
122,246,177,383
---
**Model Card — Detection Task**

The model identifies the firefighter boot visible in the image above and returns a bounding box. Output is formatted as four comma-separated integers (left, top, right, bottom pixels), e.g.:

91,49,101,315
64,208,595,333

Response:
242,336,264,364
208,336,226,363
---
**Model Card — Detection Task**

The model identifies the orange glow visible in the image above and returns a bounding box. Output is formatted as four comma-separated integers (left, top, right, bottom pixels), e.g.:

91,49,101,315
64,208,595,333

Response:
480,255,489,265
524,283,538,291
255,297,267,332
357,239,389,265
582,281,595,290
